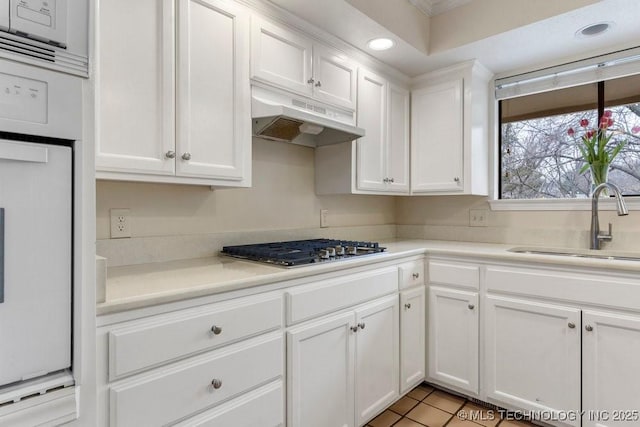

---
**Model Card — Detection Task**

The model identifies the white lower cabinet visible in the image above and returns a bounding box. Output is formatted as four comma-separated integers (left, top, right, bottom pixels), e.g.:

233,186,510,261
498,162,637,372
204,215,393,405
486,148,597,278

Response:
582,310,640,427
399,286,425,393
287,295,399,427
484,295,581,426
428,286,479,395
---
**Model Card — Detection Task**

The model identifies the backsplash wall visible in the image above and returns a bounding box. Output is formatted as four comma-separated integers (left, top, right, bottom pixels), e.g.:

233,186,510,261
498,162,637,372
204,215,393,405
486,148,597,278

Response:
96,138,396,240
396,196,640,251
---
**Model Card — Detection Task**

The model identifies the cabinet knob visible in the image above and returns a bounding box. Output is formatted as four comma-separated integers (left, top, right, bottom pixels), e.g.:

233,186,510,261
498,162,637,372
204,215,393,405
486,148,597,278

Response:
350,325,359,332
412,272,420,279
211,379,222,389
404,303,411,309
211,325,222,335
315,80,322,87
165,150,176,159
182,152,192,161
454,177,460,182
568,322,576,329
358,322,366,330
585,325,594,332
383,178,388,183
388,177,394,183
307,78,315,84
468,304,475,310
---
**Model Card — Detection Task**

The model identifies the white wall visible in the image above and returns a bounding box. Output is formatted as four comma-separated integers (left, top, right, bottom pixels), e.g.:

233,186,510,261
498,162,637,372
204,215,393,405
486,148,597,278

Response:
96,138,396,240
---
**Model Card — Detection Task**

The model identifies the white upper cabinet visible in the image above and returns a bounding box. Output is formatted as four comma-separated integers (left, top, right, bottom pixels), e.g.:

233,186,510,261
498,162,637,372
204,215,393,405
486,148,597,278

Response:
315,69,410,195
96,0,175,176
412,79,463,192
250,16,313,97
96,0,251,187
356,68,387,191
386,83,411,193
312,44,357,110
411,60,492,195
251,16,357,111
176,0,251,182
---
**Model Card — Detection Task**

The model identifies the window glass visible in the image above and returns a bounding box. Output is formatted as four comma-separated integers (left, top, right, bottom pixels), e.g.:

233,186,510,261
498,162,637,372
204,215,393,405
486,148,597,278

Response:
500,76,640,199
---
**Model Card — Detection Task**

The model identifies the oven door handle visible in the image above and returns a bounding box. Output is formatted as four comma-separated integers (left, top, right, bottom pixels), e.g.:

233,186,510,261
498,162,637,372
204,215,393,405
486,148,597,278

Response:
0,140,48,163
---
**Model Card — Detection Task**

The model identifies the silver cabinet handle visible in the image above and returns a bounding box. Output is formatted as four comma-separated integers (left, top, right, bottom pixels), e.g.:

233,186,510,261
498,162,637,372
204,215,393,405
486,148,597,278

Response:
383,178,388,183
315,81,322,87
585,325,594,332
412,272,420,279
454,177,460,182
211,379,222,389
404,303,411,309
568,322,576,329
350,325,359,332
468,304,475,310
389,178,394,183
211,325,222,335
165,150,176,159
358,322,366,330
307,78,315,84
182,152,191,161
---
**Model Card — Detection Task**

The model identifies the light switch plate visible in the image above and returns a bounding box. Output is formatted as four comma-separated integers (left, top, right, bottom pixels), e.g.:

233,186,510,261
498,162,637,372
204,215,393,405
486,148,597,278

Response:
320,209,329,228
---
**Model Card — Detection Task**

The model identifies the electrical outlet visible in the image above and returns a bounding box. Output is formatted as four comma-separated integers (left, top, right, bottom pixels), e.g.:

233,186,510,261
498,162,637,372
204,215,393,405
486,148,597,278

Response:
469,209,489,227
320,209,329,228
110,208,131,238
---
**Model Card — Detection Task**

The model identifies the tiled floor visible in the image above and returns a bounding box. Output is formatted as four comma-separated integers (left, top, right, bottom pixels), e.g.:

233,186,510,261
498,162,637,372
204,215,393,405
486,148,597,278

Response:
367,384,538,427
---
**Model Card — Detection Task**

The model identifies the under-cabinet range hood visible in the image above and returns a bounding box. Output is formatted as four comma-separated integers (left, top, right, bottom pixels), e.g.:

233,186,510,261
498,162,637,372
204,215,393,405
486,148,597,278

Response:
252,85,365,147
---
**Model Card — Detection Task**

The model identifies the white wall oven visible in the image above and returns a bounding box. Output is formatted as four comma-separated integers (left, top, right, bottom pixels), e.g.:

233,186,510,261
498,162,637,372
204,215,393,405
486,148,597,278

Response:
0,57,81,401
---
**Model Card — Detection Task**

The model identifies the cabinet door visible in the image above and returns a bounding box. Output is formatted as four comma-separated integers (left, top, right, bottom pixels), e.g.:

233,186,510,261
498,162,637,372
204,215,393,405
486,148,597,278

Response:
355,295,399,426
386,84,410,193
251,16,313,97
312,44,357,110
485,295,580,426
400,286,425,394
287,312,356,427
356,68,388,191
411,79,463,193
96,0,175,175
176,0,250,181
583,310,640,427
428,286,478,395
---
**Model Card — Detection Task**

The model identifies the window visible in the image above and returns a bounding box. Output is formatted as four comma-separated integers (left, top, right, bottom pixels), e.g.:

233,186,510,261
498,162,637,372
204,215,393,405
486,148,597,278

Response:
499,73,640,200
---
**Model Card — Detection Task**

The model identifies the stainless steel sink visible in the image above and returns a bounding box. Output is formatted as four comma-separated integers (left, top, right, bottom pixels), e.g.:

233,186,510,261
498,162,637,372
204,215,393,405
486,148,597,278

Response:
508,247,640,262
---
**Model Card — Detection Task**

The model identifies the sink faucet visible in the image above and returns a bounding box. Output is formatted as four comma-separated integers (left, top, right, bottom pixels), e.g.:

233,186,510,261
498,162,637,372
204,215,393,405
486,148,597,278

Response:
590,182,629,249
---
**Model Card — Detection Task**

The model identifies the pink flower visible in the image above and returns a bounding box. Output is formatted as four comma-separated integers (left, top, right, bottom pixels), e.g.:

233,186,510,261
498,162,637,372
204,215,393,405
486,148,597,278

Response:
603,110,613,118
586,130,595,139
632,126,640,134
567,127,575,136
607,117,614,127
600,116,613,129
580,119,589,127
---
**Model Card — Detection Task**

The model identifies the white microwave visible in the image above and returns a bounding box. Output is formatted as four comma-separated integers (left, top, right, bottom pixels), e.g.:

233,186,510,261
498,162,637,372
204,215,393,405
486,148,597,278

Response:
0,0,87,76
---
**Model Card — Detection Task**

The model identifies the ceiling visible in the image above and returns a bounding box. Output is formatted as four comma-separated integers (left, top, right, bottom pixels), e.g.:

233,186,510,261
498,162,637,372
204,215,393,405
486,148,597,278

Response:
267,0,640,78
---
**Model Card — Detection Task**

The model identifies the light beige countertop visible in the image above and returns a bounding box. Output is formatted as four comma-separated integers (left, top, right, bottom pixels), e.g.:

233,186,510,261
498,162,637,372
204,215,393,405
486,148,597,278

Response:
97,239,640,315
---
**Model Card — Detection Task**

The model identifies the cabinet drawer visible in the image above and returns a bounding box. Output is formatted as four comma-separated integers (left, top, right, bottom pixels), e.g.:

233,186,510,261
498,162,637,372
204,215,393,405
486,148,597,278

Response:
286,267,398,325
109,294,282,380
399,260,425,289
174,381,283,427
110,333,283,427
428,260,479,290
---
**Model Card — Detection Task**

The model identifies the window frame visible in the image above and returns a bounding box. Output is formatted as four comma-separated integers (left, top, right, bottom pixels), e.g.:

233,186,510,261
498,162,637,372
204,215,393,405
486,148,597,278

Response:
490,49,640,211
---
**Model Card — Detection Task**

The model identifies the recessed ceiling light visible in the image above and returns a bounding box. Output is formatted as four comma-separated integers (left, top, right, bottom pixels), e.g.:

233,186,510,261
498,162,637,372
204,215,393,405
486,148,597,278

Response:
367,38,394,51
576,22,614,38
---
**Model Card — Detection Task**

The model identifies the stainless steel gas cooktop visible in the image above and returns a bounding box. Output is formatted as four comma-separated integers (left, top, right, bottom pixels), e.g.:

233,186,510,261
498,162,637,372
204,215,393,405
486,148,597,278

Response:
221,239,387,267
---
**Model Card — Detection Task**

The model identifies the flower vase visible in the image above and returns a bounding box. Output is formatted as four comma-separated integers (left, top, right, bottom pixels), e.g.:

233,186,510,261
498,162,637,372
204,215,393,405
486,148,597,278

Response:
589,162,609,196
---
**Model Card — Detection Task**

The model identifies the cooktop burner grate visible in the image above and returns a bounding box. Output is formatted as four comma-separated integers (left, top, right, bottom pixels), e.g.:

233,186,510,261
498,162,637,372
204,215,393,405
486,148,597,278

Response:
221,238,386,267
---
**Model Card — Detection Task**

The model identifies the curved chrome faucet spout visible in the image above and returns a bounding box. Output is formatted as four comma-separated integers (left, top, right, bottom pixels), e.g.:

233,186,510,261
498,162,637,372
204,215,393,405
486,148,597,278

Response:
590,182,628,250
